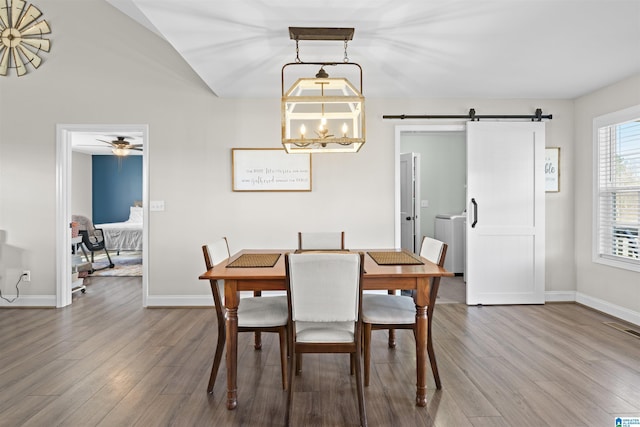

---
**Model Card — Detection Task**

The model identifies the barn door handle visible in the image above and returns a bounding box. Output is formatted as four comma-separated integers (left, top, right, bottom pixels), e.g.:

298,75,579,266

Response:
471,198,478,228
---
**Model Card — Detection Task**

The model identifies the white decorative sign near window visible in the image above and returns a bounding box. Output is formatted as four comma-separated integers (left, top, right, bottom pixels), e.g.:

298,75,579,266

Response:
545,147,560,192
232,148,312,192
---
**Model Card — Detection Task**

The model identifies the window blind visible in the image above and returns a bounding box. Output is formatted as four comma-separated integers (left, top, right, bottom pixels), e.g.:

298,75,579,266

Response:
597,119,640,264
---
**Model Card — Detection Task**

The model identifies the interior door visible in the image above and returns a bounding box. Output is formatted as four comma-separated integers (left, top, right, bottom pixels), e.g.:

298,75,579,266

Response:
466,122,545,305
400,152,421,253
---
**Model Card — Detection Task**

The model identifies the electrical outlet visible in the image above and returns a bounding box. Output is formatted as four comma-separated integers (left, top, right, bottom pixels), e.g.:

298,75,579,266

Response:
22,270,31,282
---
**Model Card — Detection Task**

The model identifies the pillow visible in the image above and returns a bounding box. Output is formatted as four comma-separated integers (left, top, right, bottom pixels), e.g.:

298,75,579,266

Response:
128,206,143,223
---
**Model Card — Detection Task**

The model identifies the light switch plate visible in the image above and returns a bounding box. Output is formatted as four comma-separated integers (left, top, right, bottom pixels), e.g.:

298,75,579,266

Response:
421,200,429,208
150,200,165,211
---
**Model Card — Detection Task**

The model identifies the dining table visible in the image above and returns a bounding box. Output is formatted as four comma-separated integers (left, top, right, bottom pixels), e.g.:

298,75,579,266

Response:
199,248,453,410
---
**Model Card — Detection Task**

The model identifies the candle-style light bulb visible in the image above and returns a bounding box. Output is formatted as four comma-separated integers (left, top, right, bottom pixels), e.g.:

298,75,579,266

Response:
300,124,306,138
319,117,327,131
341,123,348,137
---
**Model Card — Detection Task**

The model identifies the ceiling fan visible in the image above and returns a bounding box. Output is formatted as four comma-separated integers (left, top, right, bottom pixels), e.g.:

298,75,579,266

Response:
98,136,143,156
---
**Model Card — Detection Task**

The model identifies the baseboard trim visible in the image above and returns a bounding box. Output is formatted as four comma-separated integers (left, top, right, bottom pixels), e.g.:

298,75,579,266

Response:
0,295,56,307
545,291,576,302
576,292,640,326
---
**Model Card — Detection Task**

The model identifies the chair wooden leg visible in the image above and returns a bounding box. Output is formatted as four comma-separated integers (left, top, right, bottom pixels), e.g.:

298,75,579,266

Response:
354,340,368,426
252,291,262,350
427,322,441,389
279,327,287,390
207,322,226,394
387,290,397,349
363,322,371,386
350,353,355,375
295,353,302,375
254,332,262,350
285,343,295,427
388,328,396,348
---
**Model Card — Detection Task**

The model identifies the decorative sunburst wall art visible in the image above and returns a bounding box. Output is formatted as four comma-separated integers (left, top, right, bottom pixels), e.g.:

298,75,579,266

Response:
0,0,50,76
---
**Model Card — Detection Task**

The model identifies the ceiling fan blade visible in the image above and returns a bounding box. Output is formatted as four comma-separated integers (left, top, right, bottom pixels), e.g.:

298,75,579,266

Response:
97,139,117,147
131,147,143,151
129,144,143,148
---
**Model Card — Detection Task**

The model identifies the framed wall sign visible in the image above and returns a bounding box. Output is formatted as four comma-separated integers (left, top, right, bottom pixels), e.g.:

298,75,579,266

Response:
232,148,312,192
545,147,560,192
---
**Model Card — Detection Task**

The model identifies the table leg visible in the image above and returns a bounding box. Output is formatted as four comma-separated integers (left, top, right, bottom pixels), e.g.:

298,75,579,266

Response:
415,305,428,406
225,306,238,409
225,280,240,410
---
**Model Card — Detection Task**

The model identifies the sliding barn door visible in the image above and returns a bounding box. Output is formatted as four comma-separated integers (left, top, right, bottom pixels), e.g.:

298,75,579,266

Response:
466,122,545,305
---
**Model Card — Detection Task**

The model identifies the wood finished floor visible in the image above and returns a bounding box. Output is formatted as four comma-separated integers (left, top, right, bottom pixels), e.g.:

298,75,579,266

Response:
0,277,639,426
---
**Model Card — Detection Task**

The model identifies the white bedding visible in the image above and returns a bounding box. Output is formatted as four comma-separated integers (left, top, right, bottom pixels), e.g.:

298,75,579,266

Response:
96,207,143,252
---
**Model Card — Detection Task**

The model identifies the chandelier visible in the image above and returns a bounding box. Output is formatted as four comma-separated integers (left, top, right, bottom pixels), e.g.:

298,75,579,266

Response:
282,27,365,153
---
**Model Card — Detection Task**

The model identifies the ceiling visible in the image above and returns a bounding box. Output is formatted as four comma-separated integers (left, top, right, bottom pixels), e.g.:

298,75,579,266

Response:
105,0,640,100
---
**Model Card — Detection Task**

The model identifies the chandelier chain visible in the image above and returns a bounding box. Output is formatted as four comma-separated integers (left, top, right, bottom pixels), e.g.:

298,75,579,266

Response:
344,40,349,63
295,39,301,63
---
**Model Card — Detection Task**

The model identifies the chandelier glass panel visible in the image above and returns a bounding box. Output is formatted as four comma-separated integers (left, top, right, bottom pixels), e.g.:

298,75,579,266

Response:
282,27,365,153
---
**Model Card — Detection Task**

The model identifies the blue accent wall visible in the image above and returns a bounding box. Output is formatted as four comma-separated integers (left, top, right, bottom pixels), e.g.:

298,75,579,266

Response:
92,156,142,224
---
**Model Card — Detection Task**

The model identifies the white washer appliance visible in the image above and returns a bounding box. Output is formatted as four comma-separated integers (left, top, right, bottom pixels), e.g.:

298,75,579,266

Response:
434,213,466,274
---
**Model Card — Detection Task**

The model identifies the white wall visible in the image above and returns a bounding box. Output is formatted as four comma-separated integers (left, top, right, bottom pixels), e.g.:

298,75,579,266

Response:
574,74,640,324
71,152,92,218
0,1,577,307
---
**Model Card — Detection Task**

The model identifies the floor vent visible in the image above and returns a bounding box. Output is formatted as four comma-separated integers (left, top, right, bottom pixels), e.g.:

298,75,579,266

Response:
604,322,640,339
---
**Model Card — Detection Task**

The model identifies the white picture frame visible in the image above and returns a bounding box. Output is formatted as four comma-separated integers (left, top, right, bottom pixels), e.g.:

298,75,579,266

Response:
545,147,560,192
232,148,312,192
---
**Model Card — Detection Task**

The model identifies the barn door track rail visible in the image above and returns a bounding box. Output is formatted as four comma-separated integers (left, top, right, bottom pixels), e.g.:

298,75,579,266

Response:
383,108,552,121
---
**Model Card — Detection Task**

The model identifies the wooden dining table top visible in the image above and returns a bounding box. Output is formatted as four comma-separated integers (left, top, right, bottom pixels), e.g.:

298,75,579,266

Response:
199,248,453,296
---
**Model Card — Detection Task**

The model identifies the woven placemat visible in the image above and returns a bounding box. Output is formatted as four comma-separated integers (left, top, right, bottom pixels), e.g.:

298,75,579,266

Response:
294,249,351,254
226,253,281,268
367,250,424,265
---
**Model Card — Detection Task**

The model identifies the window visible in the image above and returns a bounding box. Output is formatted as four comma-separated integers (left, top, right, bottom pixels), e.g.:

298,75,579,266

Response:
593,105,640,271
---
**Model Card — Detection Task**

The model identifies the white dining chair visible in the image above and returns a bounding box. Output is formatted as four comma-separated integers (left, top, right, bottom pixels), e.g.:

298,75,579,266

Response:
297,231,345,250
361,236,447,389
284,252,367,427
202,238,289,394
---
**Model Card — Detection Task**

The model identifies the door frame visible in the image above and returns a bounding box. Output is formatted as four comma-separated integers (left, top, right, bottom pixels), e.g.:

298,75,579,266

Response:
400,152,421,253
394,124,466,248
55,124,149,308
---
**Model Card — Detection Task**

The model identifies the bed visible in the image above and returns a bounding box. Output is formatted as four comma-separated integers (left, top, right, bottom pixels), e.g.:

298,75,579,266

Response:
96,206,143,253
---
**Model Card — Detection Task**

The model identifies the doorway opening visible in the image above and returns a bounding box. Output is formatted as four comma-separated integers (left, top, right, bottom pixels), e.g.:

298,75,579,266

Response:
56,124,149,308
395,124,466,303
394,125,466,244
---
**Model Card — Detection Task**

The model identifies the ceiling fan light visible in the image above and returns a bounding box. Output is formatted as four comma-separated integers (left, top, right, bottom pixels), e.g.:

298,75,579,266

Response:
112,147,130,156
